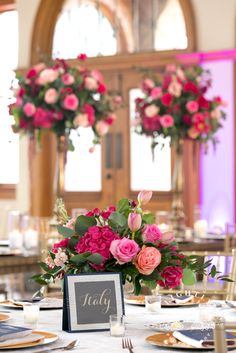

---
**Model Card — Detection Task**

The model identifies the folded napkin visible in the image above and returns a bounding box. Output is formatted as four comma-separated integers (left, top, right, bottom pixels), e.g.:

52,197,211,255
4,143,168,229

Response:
0,324,32,342
0,333,44,348
162,295,194,304
13,297,63,309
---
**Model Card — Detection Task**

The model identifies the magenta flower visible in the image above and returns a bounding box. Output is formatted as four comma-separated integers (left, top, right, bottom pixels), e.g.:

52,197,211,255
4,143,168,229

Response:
186,100,199,113
23,102,36,117
157,266,183,288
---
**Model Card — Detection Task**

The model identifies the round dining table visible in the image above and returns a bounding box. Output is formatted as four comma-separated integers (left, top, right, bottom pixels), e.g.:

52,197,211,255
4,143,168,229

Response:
2,299,236,352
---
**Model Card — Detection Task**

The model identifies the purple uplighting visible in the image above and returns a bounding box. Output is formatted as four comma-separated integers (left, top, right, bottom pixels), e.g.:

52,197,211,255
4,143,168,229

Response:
200,60,235,230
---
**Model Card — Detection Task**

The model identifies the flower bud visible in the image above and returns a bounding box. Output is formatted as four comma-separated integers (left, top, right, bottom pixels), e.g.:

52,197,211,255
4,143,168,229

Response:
137,190,153,205
128,213,142,232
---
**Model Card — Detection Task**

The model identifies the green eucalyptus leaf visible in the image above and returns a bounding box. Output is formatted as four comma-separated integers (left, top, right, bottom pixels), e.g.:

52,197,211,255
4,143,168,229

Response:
75,215,97,236
87,253,104,265
182,268,196,286
70,252,91,265
142,213,155,224
117,198,130,213
109,212,127,228
57,225,75,238
68,236,79,250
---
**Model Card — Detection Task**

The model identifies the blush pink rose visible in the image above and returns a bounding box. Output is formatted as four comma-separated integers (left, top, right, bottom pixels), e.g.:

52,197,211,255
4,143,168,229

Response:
91,69,104,83
142,78,155,92
150,87,162,99
37,68,58,85
44,88,58,104
110,238,140,264
160,114,174,128
186,100,199,113
157,266,183,288
84,76,98,90
144,104,159,118
168,81,182,97
142,224,162,243
161,231,175,245
61,73,75,85
95,121,109,136
134,246,161,275
63,94,79,111
23,102,36,117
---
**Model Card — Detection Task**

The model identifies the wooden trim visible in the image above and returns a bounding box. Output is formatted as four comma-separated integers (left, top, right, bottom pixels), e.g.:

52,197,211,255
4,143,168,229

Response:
0,184,16,199
0,0,15,12
179,0,196,52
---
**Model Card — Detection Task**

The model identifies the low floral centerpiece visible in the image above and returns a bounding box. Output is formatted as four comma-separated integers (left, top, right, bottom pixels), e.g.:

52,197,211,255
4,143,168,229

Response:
33,191,226,294
9,54,122,150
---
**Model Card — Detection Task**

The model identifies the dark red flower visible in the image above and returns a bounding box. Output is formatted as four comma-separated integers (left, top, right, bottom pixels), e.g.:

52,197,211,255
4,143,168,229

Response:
77,53,87,61
98,83,107,94
183,114,192,125
26,68,37,79
198,96,210,109
161,93,173,107
183,81,199,94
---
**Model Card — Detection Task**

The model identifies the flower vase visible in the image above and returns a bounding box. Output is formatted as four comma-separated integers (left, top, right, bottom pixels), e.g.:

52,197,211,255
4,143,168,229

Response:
170,139,185,238
55,135,67,199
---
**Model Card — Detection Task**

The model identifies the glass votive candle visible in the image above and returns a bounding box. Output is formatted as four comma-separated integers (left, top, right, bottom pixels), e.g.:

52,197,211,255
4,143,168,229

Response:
198,302,217,322
145,295,162,314
23,304,40,328
109,314,125,337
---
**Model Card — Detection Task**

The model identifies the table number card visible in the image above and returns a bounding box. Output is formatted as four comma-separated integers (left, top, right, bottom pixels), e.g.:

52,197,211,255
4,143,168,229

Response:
62,273,124,332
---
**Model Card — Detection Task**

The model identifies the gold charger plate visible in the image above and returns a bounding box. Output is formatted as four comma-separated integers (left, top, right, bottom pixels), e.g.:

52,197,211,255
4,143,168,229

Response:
124,296,208,307
0,313,10,322
146,332,236,350
0,331,58,350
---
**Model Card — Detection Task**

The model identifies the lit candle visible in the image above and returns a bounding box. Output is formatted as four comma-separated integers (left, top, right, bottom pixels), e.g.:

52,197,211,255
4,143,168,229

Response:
23,305,39,328
110,323,125,336
24,229,38,248
146,301,161,313
8,229,23,251
194,220,208,238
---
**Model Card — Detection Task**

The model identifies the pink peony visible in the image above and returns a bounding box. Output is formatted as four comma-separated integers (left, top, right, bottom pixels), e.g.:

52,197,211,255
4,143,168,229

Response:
134,246,161,275
142,224,162,243
157,266,183,288
61,73,75,85
110,238,140,264
144,104,159,118
75,225,120,270
63,94,79,111
44,88,58,104
186,100,199,113
128,213,142,232
137,190,152,205
161,231,175,245
160,114,174,128
95,121,109,136
52,238,70,253
150,87,162,99
23,102,36,117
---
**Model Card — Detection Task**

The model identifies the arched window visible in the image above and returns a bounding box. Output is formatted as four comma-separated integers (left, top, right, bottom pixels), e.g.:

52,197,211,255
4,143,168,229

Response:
0,8,19,197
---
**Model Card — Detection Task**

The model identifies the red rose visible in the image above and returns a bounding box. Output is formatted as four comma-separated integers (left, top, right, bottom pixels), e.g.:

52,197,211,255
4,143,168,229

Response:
183,81,199,94
26,68,37,79
98,83,107,94
161,93,173,106
198,96,210,109
158,266,183,288
77,53,87,61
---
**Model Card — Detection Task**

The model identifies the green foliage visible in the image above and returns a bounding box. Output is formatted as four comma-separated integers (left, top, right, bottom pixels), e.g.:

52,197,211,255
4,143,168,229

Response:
57,225,75,238
75,215,97,236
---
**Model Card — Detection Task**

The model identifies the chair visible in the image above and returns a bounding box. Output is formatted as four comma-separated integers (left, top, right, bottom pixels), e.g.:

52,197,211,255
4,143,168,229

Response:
159,249,236,300
224,223,236,252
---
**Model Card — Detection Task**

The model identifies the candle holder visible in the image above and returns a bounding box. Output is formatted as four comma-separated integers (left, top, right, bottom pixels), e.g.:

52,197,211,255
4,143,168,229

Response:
109,314,125,337
21,215,39,255
7,210,23,253
23,304,39,328
145,295,162,314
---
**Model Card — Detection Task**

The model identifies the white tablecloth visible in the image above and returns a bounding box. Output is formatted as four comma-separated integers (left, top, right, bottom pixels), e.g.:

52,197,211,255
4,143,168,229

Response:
3,301,236,352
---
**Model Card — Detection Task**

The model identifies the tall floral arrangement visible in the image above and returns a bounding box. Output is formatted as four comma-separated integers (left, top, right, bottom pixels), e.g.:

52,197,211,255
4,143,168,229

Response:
33,191,227,294
9,54,122,150
134,64,226,151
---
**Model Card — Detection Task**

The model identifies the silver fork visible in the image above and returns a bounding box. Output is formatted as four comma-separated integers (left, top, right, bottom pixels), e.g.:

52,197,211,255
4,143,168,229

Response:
122,337,134,353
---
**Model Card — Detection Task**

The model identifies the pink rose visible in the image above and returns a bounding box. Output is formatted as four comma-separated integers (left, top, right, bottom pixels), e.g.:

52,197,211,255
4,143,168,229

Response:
168,81,182,97
91,69,104,83
186,100,199,113
95,121,109,136
157,266,183,288
160,114,174,128
142,224,162,243
52,238,69,253
44,88,58,104
142,78,155,92
128,213,142,232
82,104,95,126
84,76,98,90
37,68,58,85
75,225,120,270
63,94,79,111
144,104,159,118
23,102,36,117
161,231,175,244
137,190,152,205
61,73,75,85
134,246,161,275
110,238,140,264
150,87,162,99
